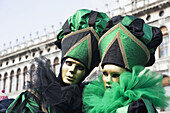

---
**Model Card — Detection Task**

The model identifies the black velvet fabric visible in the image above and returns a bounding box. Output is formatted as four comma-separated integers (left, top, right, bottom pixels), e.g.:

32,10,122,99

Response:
102,39,125,68
102,15,162,67
128,99,148,113
126,19,144,41
145,27,163,66
128,99,157,113
103,15,124,33
27,57,83,113
0,99,14,113
61,29,100,72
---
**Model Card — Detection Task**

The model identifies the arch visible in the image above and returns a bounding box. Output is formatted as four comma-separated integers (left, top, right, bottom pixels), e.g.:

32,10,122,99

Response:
3,72,8,90
54,57,59,65
30,64,35,82
30,64,35,71
0,74,2,90
160,26,168,35
9,70,14,92
0,74,2,81
23,66,28,89
16,68,21,91
162,74,170,86
53,57,59,74
159,26,169,58
47,59,51,65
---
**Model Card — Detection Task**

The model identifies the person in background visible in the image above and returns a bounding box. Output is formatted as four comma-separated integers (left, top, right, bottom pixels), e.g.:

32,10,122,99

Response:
0,90,8,101
0,89,14,113
83,15,169,113
6,9,109,113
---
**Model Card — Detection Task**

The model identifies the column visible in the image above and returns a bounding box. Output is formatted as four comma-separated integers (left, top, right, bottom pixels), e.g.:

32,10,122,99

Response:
0,79,3,90
25,71,31,89
11,75,17,92
18,73,24,91
5,76,10,94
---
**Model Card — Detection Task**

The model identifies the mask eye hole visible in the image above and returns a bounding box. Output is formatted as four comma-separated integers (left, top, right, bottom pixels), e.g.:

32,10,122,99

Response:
103,72,108,76
76,65,85,70
112,74,120,78
66,61,72,66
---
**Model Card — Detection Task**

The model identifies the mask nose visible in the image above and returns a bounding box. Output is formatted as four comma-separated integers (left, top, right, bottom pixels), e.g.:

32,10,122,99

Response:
105,75,112,84
69,64,76,75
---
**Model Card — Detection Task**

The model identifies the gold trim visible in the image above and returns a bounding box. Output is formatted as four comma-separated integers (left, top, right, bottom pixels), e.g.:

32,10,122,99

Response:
28,89,48,113
87,35,92,69
119,23,150,62
100,34,117,64
117,32,129,69
99,23,150,63
64,34,90,58
61,27,99,44
99,23,121,46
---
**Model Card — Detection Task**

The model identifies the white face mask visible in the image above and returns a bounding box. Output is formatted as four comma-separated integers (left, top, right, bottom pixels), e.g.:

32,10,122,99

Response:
102,64,126,89
62,58,85,85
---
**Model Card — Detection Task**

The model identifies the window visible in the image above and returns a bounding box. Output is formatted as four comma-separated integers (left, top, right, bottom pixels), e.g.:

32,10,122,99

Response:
0,74,2,89
25,55,28,59
53,57,59,75
19,57,21,61
12,59,15,63
32,53,35,57
146,15,151,21
9,71,14,92
40,51,43,55
159,10,164,17
0,74,3,89
16,68,21,91
47,48,51,52
160,26,169,58
3,73,8,90
30,64,35,82
47,59,51,65
23,67,28,89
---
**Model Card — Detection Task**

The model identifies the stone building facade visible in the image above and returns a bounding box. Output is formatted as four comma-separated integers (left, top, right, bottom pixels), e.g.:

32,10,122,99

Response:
0,31,61,98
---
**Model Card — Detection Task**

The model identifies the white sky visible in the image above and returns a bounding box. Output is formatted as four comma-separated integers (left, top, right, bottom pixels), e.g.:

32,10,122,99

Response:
0,0,120,51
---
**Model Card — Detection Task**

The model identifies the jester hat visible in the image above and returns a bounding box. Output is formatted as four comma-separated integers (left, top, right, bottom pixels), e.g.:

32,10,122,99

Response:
99,15,162,70
56,9,109,71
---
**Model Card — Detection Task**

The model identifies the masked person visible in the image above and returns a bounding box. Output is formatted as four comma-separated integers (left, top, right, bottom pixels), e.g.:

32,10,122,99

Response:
6,9,109,113
83,15,169,113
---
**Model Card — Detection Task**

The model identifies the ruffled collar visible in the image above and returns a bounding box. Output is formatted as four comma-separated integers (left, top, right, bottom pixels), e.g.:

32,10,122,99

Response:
83,66,168,113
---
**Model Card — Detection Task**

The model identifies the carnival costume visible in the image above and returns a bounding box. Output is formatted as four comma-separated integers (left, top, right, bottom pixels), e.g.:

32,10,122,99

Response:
83,15,169,113
6,9,109,113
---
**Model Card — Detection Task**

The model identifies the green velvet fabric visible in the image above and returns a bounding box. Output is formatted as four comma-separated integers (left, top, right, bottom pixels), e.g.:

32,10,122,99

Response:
6,91,41,113
67,39,89,68
57,9,109,70
121,15,152,44
57,9,109,39
6,91,64,113
83,66,169,113
99,15,161,70
99,23,149,70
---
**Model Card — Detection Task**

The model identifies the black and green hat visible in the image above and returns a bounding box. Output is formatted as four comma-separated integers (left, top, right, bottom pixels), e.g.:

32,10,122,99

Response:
56,9,109,71
99,15,162,70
